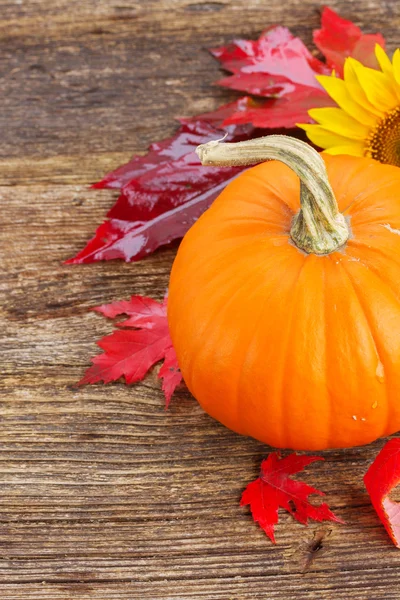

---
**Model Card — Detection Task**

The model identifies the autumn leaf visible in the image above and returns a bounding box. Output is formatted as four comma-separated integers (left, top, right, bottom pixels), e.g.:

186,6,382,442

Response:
210,25,335,129
94,294,166,327
213,11,384,129
313,6,385,76
211,25,329,97
79,295,182,407
364,438,400,548
91,103,253,193
241,452,343,543
158,346,182,405
67,112,256,263
222,89,335,129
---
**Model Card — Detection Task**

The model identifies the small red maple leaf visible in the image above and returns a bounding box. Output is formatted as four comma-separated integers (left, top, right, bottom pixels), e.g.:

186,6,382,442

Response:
79,295,182,407
241,452,343,543
313,6,385,76
364,438,400,548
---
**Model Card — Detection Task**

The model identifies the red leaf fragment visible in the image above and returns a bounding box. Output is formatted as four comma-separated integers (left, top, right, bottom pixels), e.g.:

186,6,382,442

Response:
158,346,182,409
223,90,336,129
79,295,182,406
94,295,166,327
211,26,328,97
313,6,385,75
241,452,343,543
364,438,400,548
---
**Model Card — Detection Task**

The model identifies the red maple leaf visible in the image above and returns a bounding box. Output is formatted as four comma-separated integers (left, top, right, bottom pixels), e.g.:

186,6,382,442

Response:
241,452,343,543
364,439,400,548
313,6,385,76
210,25,333,129
212,10,383,129
79,295,182,407
211,25,329,97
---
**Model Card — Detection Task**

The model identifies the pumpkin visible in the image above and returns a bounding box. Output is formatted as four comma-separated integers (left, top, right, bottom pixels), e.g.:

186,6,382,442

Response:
167,135,400,450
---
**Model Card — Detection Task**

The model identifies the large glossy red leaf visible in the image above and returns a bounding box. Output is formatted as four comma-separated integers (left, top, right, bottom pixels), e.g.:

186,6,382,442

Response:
211,26,328,97
79,295,182,406
67,108,256,263
364,438,400,548
313,6,385,75
241,452,343,543
93,103,253,193
67,175,238,263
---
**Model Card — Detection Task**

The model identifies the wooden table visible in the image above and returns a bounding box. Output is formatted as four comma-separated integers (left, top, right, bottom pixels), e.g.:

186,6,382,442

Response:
2,1,400,598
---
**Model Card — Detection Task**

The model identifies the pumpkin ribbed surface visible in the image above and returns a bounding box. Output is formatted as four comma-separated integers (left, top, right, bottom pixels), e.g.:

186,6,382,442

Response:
168,154,400,450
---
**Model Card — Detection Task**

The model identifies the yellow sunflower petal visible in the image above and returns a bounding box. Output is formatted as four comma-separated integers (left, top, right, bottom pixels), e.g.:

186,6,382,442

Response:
375,44,393,75
298,50,400,165
308,107,370,140
374,45,400,102
316,75,378,127
298,123,365,150
350,59,398,112
375,44,400,103
392,49,400,86
343,59,385,118
322,144,365,157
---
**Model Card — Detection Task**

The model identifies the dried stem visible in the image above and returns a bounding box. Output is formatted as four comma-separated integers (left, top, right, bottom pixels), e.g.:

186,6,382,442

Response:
196,135,350,255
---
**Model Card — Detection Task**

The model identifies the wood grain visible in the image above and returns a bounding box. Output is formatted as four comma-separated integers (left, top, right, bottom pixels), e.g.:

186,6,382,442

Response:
2,1,400,598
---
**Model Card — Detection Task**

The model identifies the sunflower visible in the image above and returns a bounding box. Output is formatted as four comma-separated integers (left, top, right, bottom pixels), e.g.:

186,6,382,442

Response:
298,45,400,167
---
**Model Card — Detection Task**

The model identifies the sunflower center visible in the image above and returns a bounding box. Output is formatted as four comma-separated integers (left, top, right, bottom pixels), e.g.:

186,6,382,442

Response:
366,106,400,166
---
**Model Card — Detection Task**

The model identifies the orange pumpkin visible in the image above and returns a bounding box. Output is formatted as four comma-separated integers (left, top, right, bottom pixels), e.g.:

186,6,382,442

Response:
168,136,400,450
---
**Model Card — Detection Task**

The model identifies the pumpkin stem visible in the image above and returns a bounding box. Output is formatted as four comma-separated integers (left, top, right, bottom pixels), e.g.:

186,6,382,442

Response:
196,135,350,255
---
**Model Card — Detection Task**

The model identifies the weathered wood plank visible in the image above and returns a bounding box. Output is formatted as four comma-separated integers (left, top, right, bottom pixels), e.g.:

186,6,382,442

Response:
2,0,400,598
